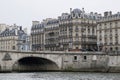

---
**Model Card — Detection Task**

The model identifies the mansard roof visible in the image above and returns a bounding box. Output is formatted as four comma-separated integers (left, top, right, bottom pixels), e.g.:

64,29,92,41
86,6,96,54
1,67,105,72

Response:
47,19,59,25
0,27,26,37
72,8,82,14
0,28,15,37
31,23,44,30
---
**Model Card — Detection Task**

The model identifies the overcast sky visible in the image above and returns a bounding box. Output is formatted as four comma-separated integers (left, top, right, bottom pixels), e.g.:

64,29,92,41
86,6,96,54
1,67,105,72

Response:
0,0,120,33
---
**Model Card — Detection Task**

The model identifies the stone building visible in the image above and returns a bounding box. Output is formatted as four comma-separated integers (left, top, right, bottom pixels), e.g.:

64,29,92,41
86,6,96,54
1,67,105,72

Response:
58,8,101,51
31,21,45,51
44,18,59,51
0,24,30,51
31,8,101,51
0,24,9,33
97,11,120,52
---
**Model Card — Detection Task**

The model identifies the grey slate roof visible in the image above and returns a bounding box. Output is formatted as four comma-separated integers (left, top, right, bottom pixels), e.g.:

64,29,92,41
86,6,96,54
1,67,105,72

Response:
0,27,26,37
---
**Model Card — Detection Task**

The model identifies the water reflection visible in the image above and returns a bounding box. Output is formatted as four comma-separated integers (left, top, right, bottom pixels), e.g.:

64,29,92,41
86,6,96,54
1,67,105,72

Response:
0,72,120,80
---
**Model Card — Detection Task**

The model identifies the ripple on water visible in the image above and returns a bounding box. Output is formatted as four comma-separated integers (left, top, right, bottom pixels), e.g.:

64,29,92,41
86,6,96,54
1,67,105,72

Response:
0,72,120,80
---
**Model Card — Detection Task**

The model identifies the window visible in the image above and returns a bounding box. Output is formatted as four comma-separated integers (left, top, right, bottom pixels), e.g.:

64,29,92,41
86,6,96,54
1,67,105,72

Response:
115,47,118,51
99,24,101,26
110,23,112,26
105,48,107,51
99,30,101,34
110,47,113,51
88,29,90,33
76,47,79,49
82,56,87,62
92,28,94,33
104,23,106,26
23,40,26,43
74,56,77,61
76,33,78,37
110,29,112,32
75,26,79,32
115,22,118,27
12,46,15,50
84,56,87,60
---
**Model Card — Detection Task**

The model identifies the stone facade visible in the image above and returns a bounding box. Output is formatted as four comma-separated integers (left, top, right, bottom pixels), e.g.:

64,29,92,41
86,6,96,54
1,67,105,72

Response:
31,8,120,53
62,53,108,72
31,21,45,51
97,12,120,52
0,24,30,51
58,9,99,51
44,18,59,51
31,8,101,51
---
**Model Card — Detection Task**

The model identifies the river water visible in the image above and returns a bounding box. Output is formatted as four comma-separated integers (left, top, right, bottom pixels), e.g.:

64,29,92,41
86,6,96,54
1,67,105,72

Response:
0,72,120,80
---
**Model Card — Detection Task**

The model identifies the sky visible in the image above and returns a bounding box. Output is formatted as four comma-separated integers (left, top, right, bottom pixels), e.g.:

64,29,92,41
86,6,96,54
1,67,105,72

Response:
0,0,120,33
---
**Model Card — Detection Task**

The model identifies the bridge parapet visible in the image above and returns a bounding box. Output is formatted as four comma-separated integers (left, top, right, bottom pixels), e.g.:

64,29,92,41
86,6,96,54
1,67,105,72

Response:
0,50,113,72
0,50,106,55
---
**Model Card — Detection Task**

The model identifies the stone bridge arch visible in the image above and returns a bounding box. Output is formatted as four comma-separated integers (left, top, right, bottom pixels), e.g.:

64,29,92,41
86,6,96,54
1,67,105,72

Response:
12,54,62,71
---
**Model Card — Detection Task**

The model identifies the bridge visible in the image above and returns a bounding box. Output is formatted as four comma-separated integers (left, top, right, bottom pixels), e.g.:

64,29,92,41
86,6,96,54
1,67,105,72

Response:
0,50,120,72
0,50,65,72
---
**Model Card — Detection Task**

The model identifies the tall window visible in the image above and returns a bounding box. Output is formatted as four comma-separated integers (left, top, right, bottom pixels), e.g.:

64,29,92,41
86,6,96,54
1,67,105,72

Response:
110,47,113,51
84,56,87,60
115,47,118,51
12,46,15,50
92,28,94,33
76,33,78,37
115,22,118,27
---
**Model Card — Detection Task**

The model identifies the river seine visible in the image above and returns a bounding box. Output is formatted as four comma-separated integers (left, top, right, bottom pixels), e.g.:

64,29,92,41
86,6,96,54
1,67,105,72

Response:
0,72,120,80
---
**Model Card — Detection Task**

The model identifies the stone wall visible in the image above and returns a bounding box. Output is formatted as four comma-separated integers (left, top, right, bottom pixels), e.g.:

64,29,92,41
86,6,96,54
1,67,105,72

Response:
62,54,108,72
108,54,120,72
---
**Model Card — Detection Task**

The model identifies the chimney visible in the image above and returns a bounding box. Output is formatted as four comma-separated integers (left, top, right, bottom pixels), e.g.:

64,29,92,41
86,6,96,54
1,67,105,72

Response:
20,26,22,30
70,8,72,13
95,12,98,15
104,12,108,17
90,12,93,14
109,11,112,16
82,8,85,13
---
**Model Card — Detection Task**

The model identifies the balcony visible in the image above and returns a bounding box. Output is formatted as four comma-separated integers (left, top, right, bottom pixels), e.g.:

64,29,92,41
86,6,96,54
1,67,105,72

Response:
87,35,97,38
48,32,55,36
81,41,97,45
45,44,58,47
73,41,81,45
81,35,86,38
